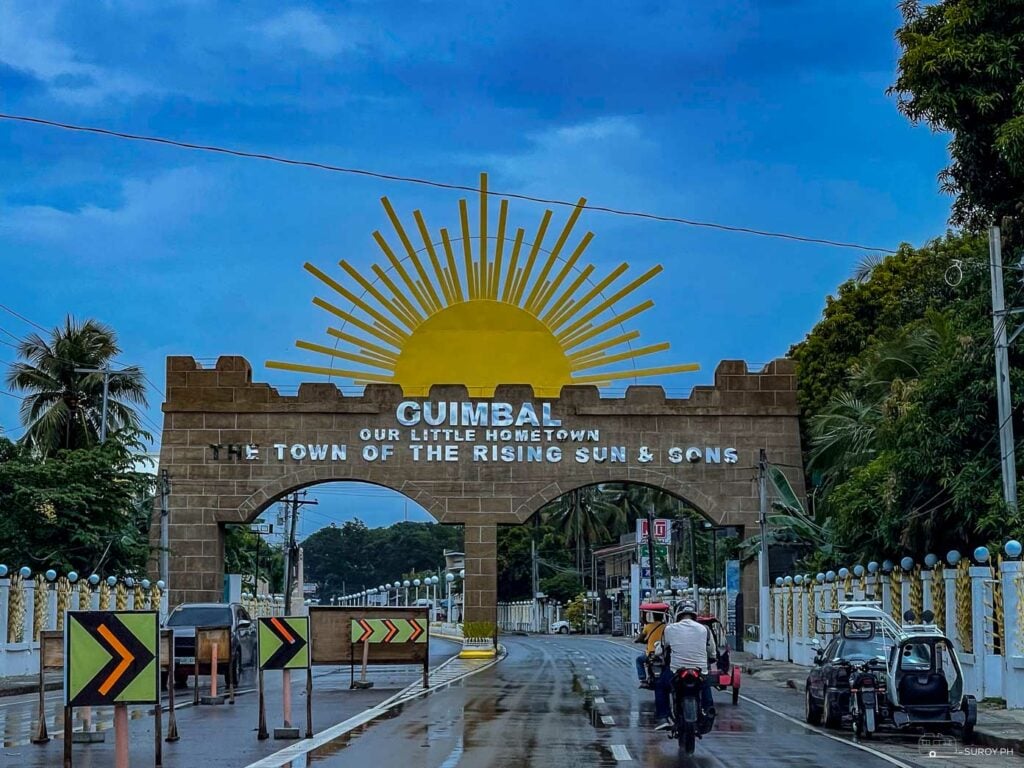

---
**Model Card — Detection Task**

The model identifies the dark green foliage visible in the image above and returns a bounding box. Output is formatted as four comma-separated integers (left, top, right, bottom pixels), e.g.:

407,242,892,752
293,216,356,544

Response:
301,520,463,601
0,434,154,575
224,526,285,593
891,0,1024,229
795,231,1024,563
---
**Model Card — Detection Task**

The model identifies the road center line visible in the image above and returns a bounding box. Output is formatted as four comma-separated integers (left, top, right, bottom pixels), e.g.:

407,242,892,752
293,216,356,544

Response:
610,744,632,761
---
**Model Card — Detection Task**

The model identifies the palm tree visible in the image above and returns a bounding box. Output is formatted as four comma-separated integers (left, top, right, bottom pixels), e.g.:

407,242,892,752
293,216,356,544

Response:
543,486,623,574
5,317,147,455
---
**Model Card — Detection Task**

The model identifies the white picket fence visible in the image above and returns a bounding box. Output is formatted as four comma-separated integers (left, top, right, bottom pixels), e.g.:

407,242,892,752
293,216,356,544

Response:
497,601,563,633
0,574,169,677
761,557,1024,709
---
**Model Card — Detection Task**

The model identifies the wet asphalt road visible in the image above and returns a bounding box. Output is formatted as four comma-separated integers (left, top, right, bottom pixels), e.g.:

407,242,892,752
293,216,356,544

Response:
0,639,460,768
287,635,1009,768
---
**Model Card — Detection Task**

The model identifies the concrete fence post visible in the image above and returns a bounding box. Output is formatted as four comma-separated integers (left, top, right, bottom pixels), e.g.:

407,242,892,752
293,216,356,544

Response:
23,580,35,644
0,578,9,646
999,560,1023,708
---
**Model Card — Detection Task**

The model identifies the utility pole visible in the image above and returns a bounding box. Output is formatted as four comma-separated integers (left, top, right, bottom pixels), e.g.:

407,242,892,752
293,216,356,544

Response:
645,503,656,602
758,449,770,658
74,364,126,441
687,517,697,593
990,226,1019,512
283,491,318,614
531,532,539,632
159,470,170,588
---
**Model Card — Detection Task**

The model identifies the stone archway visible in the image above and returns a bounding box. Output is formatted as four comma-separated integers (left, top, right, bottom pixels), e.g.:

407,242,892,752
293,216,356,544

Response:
152,354,804,632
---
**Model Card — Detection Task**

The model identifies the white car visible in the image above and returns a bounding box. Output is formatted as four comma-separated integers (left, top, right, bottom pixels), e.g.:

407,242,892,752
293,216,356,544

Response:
550,614,598,634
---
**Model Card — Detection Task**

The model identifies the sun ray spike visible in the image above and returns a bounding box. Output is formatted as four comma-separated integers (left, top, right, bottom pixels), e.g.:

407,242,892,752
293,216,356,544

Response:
313,297,404,349
570,363,700,384
413,211,453,307
490,199,508,299
562,299,655,350
368,264,427,328
526,199,585,312
338,259,419,330
304,263,409,340
440,228,465,302
534,231,594,316
265,360,395,383
501,227,526,302
313,296,405,352
550,263,629,331
372,231,433,318
358,348,399,367
570,342,671,373
542,265,594,324
325,328,399,359
513,210,552,306
296,340,396,372
458,199,475,300
560,265,663,340
568,330,641,362
479,173,489,300
381,197,443,313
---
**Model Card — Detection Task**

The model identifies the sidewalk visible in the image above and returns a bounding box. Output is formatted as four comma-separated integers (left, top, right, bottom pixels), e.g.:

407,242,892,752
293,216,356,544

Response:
0,672,61,697
740,653,1024,753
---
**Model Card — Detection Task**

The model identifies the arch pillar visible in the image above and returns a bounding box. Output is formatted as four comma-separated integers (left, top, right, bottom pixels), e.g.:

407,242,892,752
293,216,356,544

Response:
462,522,498,631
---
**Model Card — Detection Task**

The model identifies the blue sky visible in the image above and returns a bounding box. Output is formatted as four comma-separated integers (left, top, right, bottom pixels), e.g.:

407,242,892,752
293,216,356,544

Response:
0,1,952,530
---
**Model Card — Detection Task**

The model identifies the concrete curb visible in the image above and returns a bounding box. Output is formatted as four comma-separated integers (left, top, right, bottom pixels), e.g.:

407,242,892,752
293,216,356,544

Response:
0,680,62,698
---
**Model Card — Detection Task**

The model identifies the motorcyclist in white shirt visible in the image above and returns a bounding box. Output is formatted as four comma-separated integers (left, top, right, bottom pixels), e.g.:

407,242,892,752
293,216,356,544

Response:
654,602,717,731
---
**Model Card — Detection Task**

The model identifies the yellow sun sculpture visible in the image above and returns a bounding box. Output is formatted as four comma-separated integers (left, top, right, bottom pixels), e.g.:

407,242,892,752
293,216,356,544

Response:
266,173,699,397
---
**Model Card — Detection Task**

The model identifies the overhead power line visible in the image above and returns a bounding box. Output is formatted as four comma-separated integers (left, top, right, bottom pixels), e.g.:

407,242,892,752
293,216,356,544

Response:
0,112,897,254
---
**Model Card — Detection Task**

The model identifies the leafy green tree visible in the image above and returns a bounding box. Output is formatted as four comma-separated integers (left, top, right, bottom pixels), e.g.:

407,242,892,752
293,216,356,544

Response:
6,317,147,456
301,519,463,601
539,572,584,604
891,0,1024,229
0,434,154,574
224,526,284,593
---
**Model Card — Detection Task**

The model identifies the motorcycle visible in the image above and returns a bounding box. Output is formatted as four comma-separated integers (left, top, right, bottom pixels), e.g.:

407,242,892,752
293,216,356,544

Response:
670,668,712,755
846,660,884,738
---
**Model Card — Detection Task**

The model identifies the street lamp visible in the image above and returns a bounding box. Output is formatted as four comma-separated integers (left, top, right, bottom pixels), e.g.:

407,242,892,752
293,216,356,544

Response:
403,579,411,606
445,572,455,621
413,578,421,603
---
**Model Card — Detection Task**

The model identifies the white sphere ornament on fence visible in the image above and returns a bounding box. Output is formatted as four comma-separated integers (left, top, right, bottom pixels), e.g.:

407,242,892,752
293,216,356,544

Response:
68,571,79,583
1006,540,1022,558
413,578,421,587
0,565,7,578
89,574,100,586
816,573,825,584
973,546,990,563
459,569,465,579
45,569,57,582
853,565,865,577
141,579,150,589
838,568,850,579
900,557,914,571
125,577,135,588
19,566,31,578
867,561,879,574
106,576,117,587
946,550,961,565
882,560,893,573
157,580,166,590
403,580,410,588
924,553,938,568
774,577,783,587
446,573,455,583
794,575,804,585
825,571,836,582
783,576,793,586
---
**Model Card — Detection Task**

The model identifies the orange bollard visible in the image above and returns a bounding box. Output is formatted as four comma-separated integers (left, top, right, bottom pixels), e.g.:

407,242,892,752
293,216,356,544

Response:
114,703,129,768
210,642,218,699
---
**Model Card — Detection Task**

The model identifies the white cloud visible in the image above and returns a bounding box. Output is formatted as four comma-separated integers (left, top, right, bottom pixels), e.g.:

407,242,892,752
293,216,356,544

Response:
477,116,665,213
0,1,152,104
251,9,352,59
1,167,215,256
